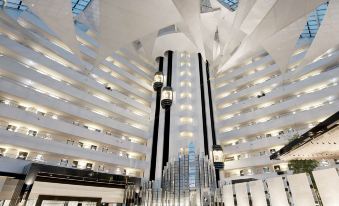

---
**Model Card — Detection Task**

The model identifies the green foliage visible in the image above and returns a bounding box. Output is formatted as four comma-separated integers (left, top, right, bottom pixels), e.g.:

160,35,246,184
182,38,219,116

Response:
288,159,318,174
287,134,318,174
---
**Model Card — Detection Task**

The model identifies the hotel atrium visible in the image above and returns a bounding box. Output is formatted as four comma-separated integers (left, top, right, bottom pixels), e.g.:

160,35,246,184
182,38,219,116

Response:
0,0,338,205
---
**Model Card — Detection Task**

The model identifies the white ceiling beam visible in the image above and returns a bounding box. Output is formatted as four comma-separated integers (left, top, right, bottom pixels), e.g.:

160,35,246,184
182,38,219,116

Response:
299,0,339,68
262,16,307,73
24,0,81,59
95,0,182,66
219,0,326,73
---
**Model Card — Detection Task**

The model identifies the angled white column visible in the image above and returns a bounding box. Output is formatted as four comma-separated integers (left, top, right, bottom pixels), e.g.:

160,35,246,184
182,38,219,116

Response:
262,16,307,73
173,0,206,59
249,180,267,206
312,168,339,206
95,0,182,66
221,0,250,57
23,0,81,58
234,182,250,206
287,173,316,206
300,0,339,68
200,11,219,60
266,176,290,206
220,0,326,72
140,32,158,62
240,0,277,35
76,0,99,32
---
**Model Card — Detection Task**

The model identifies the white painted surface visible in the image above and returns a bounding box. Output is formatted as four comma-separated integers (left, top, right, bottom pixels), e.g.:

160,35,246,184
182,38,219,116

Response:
313,168,339,206
287,173,315,206
30,181,124,203
266,176,289,206
222,184,234,206
249,180,267,206
234,182,249,206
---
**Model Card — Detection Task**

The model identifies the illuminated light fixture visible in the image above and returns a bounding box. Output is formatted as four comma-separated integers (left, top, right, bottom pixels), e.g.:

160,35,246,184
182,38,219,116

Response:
180,81,191,87
222,127,232,133
153,71,164,90
180,117,193,124
180,104,192,111
212,145,224,169
180,93,192,98
180,131,193,137
161,86,173,109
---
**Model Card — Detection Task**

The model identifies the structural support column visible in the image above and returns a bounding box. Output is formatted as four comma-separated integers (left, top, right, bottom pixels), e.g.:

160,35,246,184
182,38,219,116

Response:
206,60,220,183
162,50,173,170
150,57,164,181
198,53,209,157
206,61,216,146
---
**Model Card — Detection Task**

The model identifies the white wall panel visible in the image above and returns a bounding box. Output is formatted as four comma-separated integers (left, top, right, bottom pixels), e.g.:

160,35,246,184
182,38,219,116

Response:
234,182,249,206
312,168,339,206
249,180,267,206
30,181,124,203
266,177,289,206
222,184,234,206
287,173,315,206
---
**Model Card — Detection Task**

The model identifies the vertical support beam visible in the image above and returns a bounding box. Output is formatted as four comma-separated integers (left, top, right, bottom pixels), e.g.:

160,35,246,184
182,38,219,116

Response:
206,61,216,145
150,57,164,181
198,53,209,157
162,50,173,170
205,60,220,182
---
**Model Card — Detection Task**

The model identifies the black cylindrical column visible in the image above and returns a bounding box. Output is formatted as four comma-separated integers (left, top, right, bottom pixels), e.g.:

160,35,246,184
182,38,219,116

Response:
206,60,221,183
149,57,164,181
198,53,209,157
162,50,173,170
206,61,217,145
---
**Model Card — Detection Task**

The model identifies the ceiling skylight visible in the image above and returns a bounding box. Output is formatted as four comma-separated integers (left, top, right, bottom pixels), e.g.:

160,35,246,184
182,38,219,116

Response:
217,0,238,12
300,2,329,38
0,0,92,15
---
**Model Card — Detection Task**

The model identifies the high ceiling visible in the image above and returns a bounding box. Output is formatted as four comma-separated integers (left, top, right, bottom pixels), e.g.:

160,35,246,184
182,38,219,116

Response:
216,0,329,39
0,0,92,15
0,0,329,39
1,0,337,74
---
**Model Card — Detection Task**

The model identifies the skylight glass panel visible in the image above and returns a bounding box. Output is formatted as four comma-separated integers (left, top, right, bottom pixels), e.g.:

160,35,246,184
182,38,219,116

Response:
217,0,238,11
72,0,92,15
300,2,329,38
0,0,92,15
